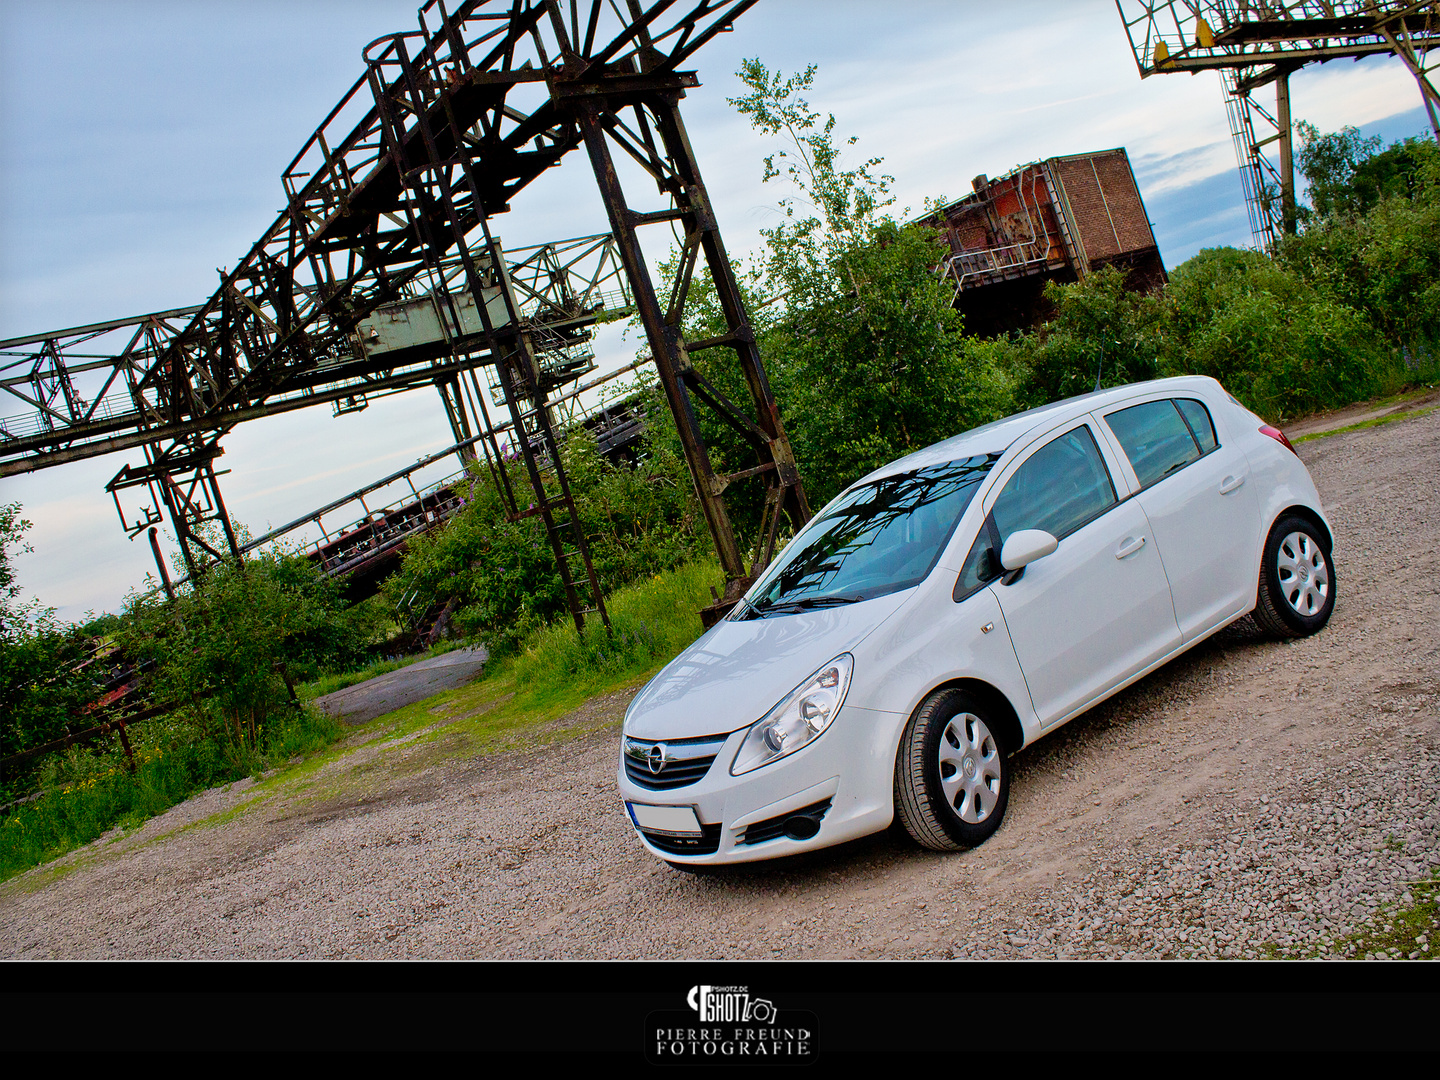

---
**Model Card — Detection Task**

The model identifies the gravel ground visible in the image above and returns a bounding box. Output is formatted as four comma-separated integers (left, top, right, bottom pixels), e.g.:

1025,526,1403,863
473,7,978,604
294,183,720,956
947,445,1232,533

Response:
1,407,1436,960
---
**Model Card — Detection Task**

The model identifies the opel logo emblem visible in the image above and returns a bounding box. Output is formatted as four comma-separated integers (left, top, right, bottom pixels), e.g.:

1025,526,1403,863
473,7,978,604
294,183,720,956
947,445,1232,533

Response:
648,743,668,775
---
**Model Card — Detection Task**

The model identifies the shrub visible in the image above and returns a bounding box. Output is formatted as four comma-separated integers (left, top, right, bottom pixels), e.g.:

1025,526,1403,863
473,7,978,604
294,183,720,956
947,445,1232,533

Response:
119,549,368,755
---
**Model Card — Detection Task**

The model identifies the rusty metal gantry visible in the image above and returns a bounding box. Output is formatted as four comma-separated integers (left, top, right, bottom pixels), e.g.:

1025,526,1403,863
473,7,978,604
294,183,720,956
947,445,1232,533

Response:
1,232,632,592
1,0,809,631
1117,2,1440,250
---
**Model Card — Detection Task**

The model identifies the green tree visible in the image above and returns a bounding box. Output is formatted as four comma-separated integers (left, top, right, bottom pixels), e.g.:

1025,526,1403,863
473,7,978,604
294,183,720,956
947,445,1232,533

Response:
119,549,367,755
1284,131,1440,357
0,504,97,766
728,58,895,307
726,60,1016,504
1297,122,1434,220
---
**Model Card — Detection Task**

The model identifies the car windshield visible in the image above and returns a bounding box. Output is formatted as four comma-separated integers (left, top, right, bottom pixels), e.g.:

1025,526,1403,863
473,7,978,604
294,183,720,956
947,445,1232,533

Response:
737,455,998,618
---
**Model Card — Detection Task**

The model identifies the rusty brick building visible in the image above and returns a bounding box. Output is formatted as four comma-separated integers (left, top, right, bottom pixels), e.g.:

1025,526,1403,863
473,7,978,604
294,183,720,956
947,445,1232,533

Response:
917,148,1166,336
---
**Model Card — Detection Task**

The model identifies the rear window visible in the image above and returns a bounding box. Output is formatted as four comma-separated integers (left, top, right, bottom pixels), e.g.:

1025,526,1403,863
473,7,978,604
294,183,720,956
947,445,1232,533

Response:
1105,399,1203,488
1175,398,1218,453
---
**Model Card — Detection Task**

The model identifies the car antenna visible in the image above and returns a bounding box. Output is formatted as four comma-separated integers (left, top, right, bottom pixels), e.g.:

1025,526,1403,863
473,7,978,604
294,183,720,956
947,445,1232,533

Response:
1094,339,1119,393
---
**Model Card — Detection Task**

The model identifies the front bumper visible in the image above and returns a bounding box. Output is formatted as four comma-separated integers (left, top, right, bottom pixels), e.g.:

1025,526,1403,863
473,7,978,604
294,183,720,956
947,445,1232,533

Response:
616,704,907,865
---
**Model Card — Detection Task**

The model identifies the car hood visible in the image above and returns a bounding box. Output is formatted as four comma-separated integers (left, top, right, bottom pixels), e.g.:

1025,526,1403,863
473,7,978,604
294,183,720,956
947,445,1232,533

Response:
623,589,915,740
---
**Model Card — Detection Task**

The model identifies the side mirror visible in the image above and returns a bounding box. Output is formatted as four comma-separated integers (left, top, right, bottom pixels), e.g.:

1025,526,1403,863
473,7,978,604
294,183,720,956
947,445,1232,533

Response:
999,529,1058,584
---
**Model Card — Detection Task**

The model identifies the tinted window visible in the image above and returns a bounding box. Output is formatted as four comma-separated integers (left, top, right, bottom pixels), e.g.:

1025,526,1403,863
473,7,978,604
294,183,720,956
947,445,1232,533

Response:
1106,400,1201,487
953,527,1000,600
1175,398,1218,453
740,456,997,617
991,425,1117,546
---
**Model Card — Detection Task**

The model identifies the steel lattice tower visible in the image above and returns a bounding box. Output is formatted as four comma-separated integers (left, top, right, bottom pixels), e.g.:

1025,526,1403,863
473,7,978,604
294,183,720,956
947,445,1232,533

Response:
1117,2,1440,249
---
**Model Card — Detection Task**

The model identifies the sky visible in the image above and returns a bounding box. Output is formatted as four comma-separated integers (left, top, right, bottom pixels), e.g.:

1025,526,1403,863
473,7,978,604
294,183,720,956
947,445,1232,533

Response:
0,0,1430,622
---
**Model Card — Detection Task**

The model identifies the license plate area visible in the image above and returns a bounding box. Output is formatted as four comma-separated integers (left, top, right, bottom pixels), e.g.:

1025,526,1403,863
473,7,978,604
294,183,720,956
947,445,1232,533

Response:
627,802,703,836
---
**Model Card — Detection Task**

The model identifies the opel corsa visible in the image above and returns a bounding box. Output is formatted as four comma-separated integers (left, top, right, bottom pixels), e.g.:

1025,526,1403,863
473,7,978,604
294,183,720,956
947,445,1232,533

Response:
618,377,1335,866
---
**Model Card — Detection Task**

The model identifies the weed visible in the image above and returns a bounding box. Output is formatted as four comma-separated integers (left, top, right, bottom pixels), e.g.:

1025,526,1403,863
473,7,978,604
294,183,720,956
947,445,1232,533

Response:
1293,404,1438,442
1287,868,1440,960
0,706,340,882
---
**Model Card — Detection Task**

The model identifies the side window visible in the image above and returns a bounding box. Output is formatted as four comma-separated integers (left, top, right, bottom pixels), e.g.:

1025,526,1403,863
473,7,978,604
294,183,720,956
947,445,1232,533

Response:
952,425,1117,603
1175,398,1218,453
991,425,1117,546
1106,400,1201,488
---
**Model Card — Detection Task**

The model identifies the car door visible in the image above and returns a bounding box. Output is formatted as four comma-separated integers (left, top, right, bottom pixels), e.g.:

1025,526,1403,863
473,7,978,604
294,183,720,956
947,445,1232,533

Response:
1096,395,1260,642
953,417,1181,728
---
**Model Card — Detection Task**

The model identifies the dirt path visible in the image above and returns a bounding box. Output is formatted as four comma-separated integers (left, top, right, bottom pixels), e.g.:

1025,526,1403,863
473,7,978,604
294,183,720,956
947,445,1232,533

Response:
314,646,488,726
1,410,1436,960
1286,387,1439,439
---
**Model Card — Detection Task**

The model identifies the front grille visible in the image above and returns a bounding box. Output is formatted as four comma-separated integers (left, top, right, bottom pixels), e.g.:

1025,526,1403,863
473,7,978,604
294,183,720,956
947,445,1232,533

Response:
623,733,728,791
738,798,834,846
624,754,716,790
640,823,723,856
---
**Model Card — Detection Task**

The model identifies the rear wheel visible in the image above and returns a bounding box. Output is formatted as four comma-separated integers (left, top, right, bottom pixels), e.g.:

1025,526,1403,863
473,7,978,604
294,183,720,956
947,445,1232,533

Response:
1253,515,1335,638
894,688,1009,852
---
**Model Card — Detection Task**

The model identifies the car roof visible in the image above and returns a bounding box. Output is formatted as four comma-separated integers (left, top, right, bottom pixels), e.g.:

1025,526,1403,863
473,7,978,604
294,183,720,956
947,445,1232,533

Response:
850,376,1225,487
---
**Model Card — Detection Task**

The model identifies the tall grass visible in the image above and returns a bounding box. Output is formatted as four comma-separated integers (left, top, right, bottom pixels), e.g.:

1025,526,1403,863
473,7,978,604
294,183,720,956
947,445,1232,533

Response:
507,559,721,698
0,707,339,882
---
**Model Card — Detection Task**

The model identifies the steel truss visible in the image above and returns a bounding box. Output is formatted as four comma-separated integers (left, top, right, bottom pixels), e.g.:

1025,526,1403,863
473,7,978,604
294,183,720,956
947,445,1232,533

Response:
3,0,803,632
1,231,630,605
1116,2,1440,249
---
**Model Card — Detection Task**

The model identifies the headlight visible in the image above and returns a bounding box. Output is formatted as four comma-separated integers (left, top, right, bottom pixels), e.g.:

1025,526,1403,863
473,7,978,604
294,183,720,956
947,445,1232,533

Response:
731,654,853,776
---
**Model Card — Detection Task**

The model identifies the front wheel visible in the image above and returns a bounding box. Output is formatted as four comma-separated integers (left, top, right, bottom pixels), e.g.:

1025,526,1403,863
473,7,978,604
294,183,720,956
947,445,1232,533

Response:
1253,515,1335,638
894,689,1009,852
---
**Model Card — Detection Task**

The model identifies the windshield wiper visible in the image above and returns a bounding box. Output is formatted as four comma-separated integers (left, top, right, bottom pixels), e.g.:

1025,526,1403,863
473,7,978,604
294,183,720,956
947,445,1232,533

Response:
746,594,866,618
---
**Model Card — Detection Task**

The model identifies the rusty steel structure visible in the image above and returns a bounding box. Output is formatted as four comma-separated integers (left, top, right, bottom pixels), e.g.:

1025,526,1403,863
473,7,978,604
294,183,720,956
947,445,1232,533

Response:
1117,2,1440,250
917,148,1166,336
2,232,631,594
235,356,654,602
3,0,807,632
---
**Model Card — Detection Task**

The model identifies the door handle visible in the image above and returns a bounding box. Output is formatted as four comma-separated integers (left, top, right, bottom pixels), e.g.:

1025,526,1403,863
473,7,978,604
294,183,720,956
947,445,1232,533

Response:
1115,535,1146,559
1219,474,1245,495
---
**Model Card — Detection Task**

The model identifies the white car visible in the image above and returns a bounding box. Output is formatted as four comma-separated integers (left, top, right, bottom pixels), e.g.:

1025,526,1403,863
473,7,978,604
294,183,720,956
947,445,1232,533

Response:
618,377,1335,867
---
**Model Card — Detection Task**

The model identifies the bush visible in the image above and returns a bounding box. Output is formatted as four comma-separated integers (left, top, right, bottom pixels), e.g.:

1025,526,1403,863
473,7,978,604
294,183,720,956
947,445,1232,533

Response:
0,504,104,799
1157,247,1387,419
989,267,1163,412
119,549,370,754
386,427,710,657
1282,135,1440,361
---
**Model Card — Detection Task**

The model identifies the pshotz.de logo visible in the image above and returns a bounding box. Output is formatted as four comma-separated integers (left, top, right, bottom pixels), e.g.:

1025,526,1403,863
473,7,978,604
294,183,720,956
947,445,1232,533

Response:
646,985,817,1063
687,985,777,1023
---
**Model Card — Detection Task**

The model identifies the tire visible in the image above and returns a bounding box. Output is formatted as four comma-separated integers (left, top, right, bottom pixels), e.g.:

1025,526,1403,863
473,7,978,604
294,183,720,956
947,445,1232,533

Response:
1252,515,1336,638
893,688,1009,852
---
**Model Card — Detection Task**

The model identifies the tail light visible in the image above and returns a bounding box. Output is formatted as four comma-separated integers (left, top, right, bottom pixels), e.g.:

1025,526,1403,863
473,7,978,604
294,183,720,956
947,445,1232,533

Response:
1259,424,1298,456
